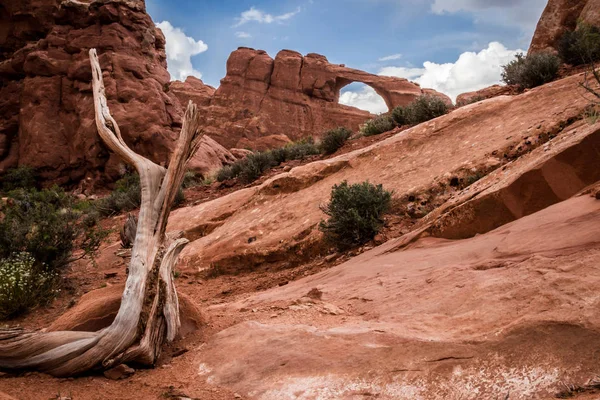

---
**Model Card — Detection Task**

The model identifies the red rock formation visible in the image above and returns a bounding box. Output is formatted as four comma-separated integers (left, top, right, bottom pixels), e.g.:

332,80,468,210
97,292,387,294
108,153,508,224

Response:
0,0,231,183
168,72,594,274
202,48,446,149
168,76,215,108
530,0,600,53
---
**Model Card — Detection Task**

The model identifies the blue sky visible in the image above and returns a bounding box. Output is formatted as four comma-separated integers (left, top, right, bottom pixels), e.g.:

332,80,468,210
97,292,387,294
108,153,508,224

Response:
146,0,548,109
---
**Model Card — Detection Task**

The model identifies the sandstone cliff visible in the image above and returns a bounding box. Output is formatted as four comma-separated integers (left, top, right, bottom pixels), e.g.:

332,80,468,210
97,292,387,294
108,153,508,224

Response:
200,48,450,149
0,0,231,184
530,0,600,53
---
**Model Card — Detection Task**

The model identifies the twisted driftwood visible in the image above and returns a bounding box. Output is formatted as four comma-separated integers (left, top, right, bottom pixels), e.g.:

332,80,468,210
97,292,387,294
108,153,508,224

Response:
0,49,204,376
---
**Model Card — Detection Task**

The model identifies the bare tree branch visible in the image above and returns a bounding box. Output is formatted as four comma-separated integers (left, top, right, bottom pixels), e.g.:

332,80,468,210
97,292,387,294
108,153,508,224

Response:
0,48,203,377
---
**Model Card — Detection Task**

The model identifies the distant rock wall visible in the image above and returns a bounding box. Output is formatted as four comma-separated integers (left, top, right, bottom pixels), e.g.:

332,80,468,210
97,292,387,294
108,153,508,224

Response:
201,48,449,149
0,0,231,184
530,0,600,53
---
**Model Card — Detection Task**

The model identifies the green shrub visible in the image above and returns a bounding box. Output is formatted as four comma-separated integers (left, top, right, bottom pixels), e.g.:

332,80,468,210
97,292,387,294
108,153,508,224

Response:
216,165,236,182
502,52,560,89
95,172,185,215
320,127,353,155
1,166,38,193
392,95,449,126
215,138,320,183
282,138,320,160
239,151,277,183
95,173,141,216
359,114,396,136
0,252,59,320
182,170,201,188
0,186,107,272
319,180,392,249
558,24,600,66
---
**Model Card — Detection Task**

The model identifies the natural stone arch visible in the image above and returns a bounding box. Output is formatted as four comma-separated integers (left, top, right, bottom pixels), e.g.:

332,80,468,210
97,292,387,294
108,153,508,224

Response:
335,78,394,112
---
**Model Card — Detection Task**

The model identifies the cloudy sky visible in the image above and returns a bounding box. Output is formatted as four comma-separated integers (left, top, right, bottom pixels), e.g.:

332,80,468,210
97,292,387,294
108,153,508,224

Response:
146,0,548,111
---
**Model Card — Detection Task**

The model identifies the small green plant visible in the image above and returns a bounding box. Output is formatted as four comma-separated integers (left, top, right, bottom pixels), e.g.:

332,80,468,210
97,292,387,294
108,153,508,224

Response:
585,105,600,124
501,52,560,89
320,127,353,155
359,114,396,137
96,172,185,215
182,170,201,188
319,180,392,249
558,24,600,66
1,166,38,193
282,138,320,160
95,173,141,216
216,165,237,182
0,252,59,320
392,95,449,126
239,151,277,183
215,138,320,183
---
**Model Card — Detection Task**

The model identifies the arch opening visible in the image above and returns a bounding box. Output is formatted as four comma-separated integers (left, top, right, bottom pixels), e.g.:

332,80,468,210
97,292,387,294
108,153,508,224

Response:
336,81,390,115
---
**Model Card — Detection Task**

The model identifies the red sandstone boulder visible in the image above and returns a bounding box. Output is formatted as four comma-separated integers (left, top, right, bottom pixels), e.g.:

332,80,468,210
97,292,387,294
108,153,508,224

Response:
188,136,237,176
530,0,600,53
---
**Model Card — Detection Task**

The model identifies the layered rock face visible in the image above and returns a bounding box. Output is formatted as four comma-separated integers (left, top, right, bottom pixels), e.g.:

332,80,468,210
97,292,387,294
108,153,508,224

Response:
0,0,231,184
530,0,600,53
201,48,446,149
165,71,600,399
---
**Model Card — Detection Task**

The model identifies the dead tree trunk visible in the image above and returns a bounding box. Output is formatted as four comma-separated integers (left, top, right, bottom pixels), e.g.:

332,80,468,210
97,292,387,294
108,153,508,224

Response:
0,49,204,376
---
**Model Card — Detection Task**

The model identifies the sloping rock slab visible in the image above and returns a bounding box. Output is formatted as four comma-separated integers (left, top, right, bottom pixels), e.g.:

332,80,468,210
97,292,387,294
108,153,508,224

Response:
196,195,600,399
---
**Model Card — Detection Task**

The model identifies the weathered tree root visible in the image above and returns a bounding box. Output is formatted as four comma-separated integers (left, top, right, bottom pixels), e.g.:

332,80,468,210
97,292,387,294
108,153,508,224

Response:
0,49,205,377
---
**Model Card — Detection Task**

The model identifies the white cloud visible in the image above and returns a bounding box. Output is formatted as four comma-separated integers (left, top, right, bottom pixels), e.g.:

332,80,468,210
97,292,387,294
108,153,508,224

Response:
156,21,207,81
236,31,252,39
379,42,522,102
378,66,425,80
379,53,403,62
339,85,388,114
234,7,300,27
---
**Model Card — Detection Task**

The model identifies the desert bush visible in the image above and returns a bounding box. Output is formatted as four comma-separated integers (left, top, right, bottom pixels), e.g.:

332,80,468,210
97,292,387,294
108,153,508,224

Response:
558,24,600,66
95,173,141,216
359,114,396,136
1,166,38,193
215,138,320,183
585,105,600,124
0,186,107,273
501,52,560,89
238,151,277,183
320,127,353,155
216,165,236,182
182,170,202,188
319,180,392,249
96,173,185,215
0,252,60,320
392,95,449,126
282,138,320,160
